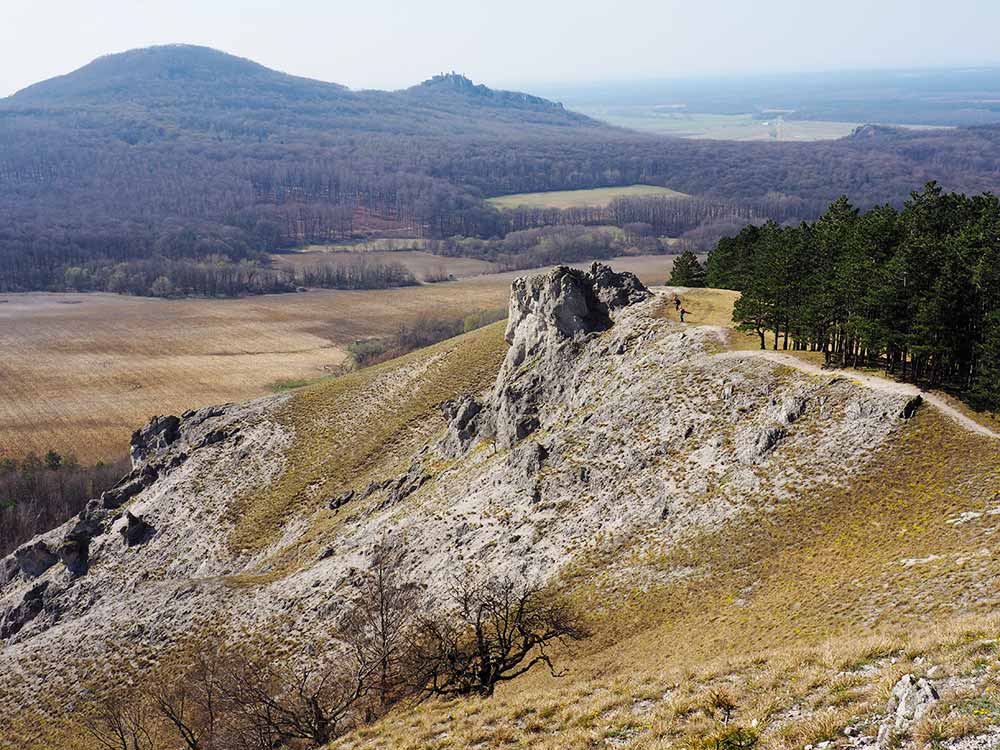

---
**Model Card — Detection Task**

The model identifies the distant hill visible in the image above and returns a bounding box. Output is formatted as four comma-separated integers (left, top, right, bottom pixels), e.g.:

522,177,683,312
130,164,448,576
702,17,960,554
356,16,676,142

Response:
10,44,349,104
4,45,595,135
3,44,1000,295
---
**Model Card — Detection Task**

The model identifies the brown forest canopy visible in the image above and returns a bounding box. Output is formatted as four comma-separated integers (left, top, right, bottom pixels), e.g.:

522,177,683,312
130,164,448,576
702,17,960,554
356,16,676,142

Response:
4,45,1000,292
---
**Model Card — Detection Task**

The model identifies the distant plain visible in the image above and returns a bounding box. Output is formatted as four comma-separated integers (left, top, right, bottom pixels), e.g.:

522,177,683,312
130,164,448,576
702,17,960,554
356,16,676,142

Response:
575,107,864,140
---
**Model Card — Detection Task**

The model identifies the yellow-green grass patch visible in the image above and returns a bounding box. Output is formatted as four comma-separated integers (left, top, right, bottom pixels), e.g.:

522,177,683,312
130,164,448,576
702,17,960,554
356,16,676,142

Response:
487,185,689,210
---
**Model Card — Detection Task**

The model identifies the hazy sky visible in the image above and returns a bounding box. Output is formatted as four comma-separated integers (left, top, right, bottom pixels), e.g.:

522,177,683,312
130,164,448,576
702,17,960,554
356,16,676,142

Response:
1,0,998,96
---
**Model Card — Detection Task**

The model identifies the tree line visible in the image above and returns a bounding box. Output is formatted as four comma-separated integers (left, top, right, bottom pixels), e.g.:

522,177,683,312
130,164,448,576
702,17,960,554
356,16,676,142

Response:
427,224,667,272
0,451,130,558
76,545,586,750
3,252,418,297
711,183,1000,409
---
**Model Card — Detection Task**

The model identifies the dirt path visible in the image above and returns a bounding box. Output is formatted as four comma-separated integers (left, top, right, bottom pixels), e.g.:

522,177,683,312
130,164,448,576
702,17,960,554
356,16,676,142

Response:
716,348,1000,440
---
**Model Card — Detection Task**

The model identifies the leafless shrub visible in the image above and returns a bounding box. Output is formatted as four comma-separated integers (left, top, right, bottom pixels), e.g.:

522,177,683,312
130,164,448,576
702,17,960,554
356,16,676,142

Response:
148,643,230,750
339,542,421,714
80,688,160,750
222,646,371,747
412,570,588,698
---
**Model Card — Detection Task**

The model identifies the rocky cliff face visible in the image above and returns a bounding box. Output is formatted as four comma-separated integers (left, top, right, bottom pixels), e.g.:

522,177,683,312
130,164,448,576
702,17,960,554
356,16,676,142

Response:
0,264,922,740
440,262,653,453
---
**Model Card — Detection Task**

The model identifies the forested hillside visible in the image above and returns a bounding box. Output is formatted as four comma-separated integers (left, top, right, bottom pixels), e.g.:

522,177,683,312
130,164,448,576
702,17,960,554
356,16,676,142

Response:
5,45,1000,294
712,183,1000,408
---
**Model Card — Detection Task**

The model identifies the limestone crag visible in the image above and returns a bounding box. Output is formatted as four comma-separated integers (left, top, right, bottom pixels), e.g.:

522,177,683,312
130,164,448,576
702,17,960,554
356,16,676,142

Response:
451,262,652,451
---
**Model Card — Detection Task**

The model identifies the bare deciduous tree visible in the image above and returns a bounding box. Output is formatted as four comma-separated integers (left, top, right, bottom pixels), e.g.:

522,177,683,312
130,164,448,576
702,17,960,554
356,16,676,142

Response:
338,542,420,714
80,689,159,750
413,571,588,698
148,643,230,750
229,649,370,747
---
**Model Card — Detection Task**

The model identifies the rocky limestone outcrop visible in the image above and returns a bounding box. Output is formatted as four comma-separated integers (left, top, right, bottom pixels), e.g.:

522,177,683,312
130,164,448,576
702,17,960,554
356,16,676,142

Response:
0,581,48,640
130,414,181,465
41,405,240,579
0,396,285,653
494,262,650,449
440,262,651,453
11,542,58,581
877,674,940,747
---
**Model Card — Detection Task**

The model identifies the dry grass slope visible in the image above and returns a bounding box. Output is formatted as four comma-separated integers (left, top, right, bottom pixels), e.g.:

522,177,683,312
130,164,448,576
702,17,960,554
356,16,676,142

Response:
228,322,508,558
329,407,1000,750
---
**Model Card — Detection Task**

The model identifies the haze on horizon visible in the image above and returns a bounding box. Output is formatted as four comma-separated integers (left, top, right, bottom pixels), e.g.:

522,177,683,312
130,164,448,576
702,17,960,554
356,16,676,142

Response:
1,0,998,98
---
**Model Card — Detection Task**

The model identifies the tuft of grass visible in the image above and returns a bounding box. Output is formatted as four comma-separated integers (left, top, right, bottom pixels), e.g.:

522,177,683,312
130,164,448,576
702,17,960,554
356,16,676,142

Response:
270,377,318,392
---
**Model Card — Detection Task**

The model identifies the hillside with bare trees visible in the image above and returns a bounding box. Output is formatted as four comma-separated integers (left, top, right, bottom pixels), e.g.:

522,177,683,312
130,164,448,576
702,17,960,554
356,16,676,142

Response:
5,46,1000,295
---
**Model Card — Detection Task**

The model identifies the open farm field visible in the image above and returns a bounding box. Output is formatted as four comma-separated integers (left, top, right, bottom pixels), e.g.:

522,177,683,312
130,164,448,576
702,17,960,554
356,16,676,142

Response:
575,106,955,141
487,184,689,210
0,256,675,462
577,107,864,140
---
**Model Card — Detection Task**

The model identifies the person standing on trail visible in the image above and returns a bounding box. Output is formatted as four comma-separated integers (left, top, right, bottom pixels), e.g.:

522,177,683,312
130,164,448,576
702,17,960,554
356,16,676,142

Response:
673,295,681,311
679,307,688,322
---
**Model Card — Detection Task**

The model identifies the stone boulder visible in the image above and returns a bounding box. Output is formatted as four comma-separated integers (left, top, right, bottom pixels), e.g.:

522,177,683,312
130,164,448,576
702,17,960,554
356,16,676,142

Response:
877,674,939,747
12,541,59,580
439,396,487,456
328,490,355,513
58,502,107,577
737,425,787,464
0,581,48,640
901,395,923,420
0,556,17,588
588,262,652,311
120,512,154,547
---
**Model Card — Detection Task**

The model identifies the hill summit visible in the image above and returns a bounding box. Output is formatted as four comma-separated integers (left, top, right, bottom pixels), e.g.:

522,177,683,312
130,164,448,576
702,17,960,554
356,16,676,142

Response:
6,45,584,124
408,72,580,114
9,44,350,104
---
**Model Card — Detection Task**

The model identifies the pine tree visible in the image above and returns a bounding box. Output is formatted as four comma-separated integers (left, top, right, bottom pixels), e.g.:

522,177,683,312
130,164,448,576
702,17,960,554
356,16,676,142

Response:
669,251,706,287
718,185,1000,404
971,311,1000,410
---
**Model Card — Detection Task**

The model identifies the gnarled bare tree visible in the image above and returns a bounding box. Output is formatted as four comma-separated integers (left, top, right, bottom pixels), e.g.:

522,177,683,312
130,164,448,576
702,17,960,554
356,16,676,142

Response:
413,570,588,698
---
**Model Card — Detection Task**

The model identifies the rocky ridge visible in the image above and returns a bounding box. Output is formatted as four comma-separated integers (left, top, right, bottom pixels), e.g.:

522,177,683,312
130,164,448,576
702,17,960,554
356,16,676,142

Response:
0,263,943,746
